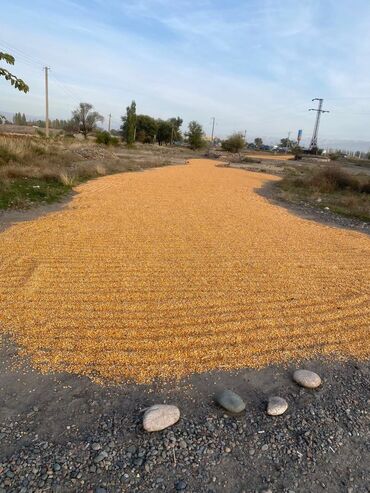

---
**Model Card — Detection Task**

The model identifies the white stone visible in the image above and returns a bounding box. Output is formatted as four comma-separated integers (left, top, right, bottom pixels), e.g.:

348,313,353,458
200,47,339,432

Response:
293,369,322,389
143,404,180,432
267,396,288,416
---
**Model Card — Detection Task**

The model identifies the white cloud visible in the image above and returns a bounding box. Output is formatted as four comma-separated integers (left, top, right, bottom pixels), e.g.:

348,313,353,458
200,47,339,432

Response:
1,0,370,146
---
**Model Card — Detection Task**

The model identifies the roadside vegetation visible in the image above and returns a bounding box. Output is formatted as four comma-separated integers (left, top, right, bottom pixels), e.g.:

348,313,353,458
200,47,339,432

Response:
0,135,193,209
276,166,370,221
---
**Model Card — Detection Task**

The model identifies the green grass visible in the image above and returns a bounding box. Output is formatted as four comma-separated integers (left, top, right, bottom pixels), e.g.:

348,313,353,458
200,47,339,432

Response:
0,178,71,209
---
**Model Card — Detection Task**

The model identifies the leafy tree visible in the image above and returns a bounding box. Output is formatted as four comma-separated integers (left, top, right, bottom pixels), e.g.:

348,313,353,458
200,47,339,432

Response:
186,121,205,150
135,114,158,143
280,137,296,149
156,119,172,146
12,112,27,125
254,137,263,148
0,52,29,93
168,117,183,143
121,101,137,145
156,117,183,145
71,103,104,138
222,132,245,153
280,138,289,148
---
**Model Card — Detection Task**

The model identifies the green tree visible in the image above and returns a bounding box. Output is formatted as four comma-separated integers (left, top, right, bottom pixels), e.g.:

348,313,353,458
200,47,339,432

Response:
222,132,245,153
156,119,172,146
13,112,25,125
280,137,289,148
168,117,183,143
135,114,158,143
0,52,29,93
71,102,104,138
254,137,263,148
121,101,137,145
186,121,205,150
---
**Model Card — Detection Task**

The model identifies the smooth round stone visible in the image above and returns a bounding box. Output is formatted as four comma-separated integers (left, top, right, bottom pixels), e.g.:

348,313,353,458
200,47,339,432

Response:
143,404,180,432
267,396,288,416
215,389,246,413
293,369,322,389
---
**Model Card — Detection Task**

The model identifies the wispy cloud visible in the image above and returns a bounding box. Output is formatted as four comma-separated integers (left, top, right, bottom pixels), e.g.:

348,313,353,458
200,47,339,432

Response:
1,0,370,145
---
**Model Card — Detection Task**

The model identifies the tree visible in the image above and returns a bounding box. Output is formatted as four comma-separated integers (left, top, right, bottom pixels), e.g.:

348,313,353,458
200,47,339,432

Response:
12,112,27,125
0,52,29,93
168,117,183,143
121,101,137,145
156,117,183,145
135,114,158,143
254,137,263,148
222,132,245,153
71,102,104,138
186,121,205,150
156,119,172,146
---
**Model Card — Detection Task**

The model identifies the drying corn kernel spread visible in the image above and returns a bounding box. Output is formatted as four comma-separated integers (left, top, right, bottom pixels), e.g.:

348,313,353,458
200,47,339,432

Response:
0,159,369,383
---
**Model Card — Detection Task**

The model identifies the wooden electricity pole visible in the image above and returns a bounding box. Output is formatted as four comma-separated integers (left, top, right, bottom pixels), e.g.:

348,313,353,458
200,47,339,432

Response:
108,113,111,132
44,67,50,138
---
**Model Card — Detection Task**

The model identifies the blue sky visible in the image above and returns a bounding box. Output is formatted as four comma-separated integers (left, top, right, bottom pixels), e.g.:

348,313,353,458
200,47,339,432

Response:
2,0,370,146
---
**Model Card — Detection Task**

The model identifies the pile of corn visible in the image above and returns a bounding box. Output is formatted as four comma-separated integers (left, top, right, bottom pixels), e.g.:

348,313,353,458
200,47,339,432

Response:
0,159,369,383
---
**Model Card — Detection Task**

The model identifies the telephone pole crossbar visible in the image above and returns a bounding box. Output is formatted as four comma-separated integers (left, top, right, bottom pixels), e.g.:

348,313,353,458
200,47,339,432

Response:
308,98,329,151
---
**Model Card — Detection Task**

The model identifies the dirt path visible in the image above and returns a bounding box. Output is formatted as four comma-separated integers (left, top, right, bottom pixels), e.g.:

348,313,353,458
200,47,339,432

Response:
0,159,369,384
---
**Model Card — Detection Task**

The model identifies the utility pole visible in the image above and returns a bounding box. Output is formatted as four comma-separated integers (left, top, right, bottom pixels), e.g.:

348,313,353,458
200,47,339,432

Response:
308,98,329,152
244,129,247,143
44,67,50,138
286,130,291,152
108,113,111,132
170,124,174,145
211,117,215,143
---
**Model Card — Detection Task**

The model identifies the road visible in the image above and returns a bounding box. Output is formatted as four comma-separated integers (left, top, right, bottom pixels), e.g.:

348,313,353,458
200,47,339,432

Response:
0,159,369,383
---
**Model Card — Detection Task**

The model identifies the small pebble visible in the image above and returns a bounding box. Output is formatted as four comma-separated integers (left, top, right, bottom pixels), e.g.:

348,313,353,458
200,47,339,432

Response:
94,451,108,463
215,390,245,413
267,396,288,416
175,479,187,491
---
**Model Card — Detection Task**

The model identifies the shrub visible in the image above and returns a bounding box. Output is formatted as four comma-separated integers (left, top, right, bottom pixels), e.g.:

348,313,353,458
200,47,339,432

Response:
222,133,245,153
310,168,359,193
329,152,341,161
360,180,370,194
0,145,18,164
96,131,119,146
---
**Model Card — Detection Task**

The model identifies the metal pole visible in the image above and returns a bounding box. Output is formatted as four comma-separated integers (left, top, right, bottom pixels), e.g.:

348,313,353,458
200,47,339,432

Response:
309,98,329,152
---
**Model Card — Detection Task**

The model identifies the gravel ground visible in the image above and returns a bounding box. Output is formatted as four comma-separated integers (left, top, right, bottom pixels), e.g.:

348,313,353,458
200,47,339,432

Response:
258,181,369,236
0,339,369,493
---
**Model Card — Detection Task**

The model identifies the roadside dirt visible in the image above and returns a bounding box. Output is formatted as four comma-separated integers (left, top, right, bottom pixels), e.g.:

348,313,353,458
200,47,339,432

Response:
0,337,369,492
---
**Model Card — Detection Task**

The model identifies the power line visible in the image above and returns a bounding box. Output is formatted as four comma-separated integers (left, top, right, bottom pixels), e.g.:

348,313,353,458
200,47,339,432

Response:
48,73,81,106
0,38,46,68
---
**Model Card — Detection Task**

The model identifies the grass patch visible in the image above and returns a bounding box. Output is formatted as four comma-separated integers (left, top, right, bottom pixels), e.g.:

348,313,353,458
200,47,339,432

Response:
276,166,370,222
0,135,181,210
0,178,71,209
